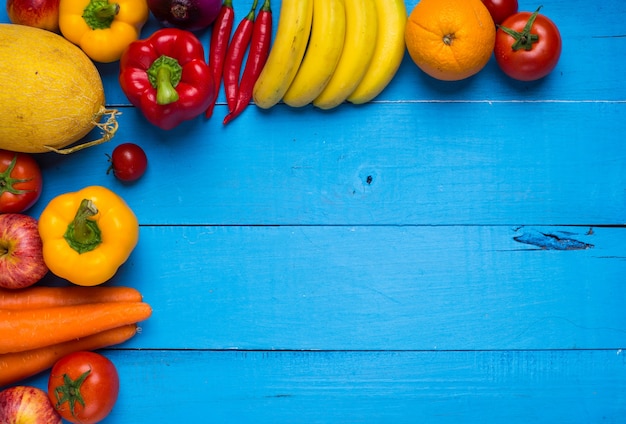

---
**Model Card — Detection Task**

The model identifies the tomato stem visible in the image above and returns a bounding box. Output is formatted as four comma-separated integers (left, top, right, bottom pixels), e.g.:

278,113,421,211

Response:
498,6,542,51
54,369,91,420
0,153,34,196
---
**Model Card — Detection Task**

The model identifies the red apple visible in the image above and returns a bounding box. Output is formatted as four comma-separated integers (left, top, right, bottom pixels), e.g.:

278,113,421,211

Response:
0,214,48,289
6,0,60,33
0,386,62,424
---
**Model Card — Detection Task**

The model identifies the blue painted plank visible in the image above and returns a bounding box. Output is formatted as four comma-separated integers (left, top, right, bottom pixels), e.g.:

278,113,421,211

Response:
20,349,626,423
512,228,594,250
27,101,626,226
36,225,626,351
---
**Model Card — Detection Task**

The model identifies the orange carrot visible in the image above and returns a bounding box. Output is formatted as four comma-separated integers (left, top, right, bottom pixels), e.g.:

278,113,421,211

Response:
0,302,152,354
0,286,143,310
0,324,138,388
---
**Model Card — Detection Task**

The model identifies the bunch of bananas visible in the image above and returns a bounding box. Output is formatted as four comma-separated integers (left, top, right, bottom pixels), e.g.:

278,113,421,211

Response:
252,0,407,110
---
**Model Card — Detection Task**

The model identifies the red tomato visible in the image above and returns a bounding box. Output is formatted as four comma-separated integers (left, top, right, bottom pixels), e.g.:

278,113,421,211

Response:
107,143,148,182
481,0,518,25
494,7,562,81
0,149,43,213
48,351,120,424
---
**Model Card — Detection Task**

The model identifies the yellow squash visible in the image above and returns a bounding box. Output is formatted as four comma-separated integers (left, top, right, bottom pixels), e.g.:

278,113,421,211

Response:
0,24,118,154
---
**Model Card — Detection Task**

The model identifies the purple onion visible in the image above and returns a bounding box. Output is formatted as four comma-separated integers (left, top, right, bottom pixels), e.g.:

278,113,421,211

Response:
148,0,222,32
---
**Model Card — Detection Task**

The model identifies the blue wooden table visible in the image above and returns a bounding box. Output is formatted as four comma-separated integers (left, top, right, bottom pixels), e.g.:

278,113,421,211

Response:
2,0,626,422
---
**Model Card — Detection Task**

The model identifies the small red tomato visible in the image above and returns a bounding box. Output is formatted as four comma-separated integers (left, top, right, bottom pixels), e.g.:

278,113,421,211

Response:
48,351,120,424
107,143,148,182
0,149,43,213
494,7,562,81
481,0,518,25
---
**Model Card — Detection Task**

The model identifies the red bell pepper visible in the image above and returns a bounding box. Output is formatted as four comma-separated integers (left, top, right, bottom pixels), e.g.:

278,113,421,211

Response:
119,28,216,130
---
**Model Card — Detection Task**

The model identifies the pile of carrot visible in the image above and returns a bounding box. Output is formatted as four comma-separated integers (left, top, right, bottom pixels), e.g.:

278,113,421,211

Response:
0,286,152,388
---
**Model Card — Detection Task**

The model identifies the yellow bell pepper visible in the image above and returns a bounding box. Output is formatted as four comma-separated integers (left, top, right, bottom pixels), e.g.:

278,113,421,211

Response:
59,0,149,63
38,186,139,286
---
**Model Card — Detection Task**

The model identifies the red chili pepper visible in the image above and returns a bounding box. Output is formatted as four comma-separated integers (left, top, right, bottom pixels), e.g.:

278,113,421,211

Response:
223,0,258,113
119,28,216,130
205,0,235,118
223,0,271,125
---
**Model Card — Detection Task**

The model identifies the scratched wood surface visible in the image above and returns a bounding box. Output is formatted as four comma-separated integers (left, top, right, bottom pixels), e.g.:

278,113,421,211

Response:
2,0,626,422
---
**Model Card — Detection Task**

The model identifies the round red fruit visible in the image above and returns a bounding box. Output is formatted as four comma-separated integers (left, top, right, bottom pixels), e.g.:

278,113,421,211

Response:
481,0,518,25
48,351,120,424
0,213,48,289
0,386,62,424
0,149,43,214
494,7,562,81
107,143,148,182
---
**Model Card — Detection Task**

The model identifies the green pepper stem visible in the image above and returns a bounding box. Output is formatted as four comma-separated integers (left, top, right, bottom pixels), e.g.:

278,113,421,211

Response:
245,0,258,20
82,0,120,30
94,2,120,19
64,199,102,254
155,66,180,105
147,55,183,105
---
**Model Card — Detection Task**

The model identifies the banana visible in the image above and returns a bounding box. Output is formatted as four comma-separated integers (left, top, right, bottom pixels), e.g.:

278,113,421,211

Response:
252,0,314,110
282,0,347,108
312,0,378,110
347,0,407,104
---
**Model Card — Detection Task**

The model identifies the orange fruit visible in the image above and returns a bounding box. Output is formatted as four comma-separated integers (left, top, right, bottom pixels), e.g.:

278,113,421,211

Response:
404,0,496,81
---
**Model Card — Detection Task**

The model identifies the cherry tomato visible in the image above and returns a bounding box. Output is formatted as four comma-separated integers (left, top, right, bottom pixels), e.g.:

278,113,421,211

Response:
481,0,518,25
107,143,148,182
0,149,43,213
494,7,562,81
48,351,120,424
